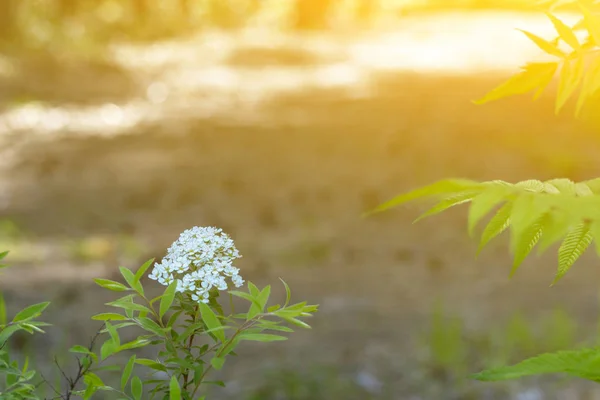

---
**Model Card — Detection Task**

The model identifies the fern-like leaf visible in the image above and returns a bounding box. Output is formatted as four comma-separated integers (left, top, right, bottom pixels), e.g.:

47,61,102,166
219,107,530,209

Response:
468,186,512,236
554,222,593,284
473,348,600,382
414,191,479,223
511,215,546,277
537,210,575,253
477,202,512,254
364,179,482,216
545,178,576,195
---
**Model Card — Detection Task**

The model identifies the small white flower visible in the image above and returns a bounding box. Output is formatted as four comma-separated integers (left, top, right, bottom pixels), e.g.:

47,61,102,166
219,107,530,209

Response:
148,226,244,303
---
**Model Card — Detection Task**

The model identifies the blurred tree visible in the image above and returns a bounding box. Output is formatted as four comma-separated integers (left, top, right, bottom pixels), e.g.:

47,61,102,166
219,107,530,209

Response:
292,0,334,30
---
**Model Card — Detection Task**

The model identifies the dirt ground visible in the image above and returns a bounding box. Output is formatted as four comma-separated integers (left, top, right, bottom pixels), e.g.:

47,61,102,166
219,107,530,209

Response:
2,11,600,399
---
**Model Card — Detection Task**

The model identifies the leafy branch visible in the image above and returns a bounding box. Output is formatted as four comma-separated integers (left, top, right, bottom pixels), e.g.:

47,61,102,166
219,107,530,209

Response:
369,177,600,283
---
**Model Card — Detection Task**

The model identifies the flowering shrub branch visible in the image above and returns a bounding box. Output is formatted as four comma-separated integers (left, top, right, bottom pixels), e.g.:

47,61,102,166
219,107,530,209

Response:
0,227,318,399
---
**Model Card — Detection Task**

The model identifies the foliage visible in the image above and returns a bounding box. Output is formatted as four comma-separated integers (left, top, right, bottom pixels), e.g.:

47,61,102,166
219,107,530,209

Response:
475,0,600,117
371,0,600,388
0,226,318,399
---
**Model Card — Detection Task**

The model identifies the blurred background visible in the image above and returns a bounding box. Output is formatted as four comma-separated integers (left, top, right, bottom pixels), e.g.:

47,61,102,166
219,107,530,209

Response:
2,0,600,399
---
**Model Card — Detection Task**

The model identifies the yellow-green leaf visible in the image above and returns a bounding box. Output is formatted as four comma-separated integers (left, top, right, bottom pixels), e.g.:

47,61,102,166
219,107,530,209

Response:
579,3,600,45
367,179,482,216
554,222,593,284
510,215,546,277
468,186,512,236
199,303,225,342
518,29,565,57
414,191,479,222
556,56,584,113
547,12,580,49
477,202,512,254
474,63,558,105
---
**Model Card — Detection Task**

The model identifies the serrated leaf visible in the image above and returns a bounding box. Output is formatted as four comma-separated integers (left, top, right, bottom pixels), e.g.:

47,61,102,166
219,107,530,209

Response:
367,179,482,215
468,186,512,236
473,348,600,382
554,222,593,284
474,62,558,105
516,179,546,192
545,178,576,195
510,215,546,277
477,202,513,254
547,12,580,49
518,29,565,57
414,191,479,223
537,210,575,253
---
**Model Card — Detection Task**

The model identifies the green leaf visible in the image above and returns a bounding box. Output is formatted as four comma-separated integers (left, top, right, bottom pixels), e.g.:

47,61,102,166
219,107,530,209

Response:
199,303,225,342
280,278,291,307
468,186,512,236
210,357,225,371
554,222,593,284
69,345,98,362
118,337,152,351
120,267,144,296
414,191,479,222
547,12,580,49
134,259,154,283
477,202,512,254
136,317,166,338
134,358,167,372
131,376,143,400
106,299,152,315
238,333,288,342
510,214,546,277
121,355,136,391
105,321,120,347
94,278,129,292
545,178,576,195
159,282,177,319
367,179,482,215
518,29,565,57
169,375,181,400
91,313,127,321
101,338,117,361
537,210,575,253
0,324,22,346
12,302,50,323
474,62,558,105
473,348,600,382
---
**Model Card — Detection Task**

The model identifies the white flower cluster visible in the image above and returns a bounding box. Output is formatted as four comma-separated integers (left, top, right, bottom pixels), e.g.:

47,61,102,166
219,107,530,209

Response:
148,226,244,303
